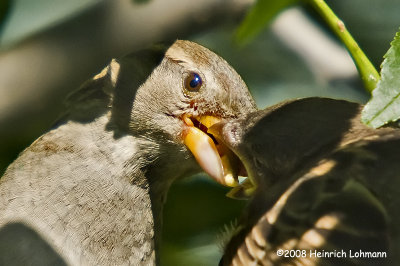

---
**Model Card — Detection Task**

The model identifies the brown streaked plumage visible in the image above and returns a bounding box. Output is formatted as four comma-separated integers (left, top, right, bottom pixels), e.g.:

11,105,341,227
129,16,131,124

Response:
217,97,399,266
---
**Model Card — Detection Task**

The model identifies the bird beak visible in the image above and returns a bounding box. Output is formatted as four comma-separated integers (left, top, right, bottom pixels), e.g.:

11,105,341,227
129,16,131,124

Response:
207,121,256,199
182,115,240,187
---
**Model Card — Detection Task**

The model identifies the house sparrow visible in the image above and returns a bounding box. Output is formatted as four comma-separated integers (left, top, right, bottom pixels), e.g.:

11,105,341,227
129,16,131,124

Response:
0,40,256,265
214,97,399,266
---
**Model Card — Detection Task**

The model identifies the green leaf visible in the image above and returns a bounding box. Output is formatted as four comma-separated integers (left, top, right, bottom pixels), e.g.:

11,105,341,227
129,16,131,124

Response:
362,29,400,128
235,0,297,45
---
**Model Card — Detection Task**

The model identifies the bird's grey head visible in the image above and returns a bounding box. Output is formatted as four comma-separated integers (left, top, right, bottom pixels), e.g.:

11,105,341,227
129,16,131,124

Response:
67,40,256,186
129,40,255,134
130,40,256,185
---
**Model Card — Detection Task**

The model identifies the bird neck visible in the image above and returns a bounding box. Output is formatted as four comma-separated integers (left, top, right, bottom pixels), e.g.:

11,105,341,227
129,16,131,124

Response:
55,114,198,261
1,114,188,264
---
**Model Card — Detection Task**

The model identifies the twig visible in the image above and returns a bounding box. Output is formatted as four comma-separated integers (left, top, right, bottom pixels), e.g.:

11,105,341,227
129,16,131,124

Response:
308,0,380,93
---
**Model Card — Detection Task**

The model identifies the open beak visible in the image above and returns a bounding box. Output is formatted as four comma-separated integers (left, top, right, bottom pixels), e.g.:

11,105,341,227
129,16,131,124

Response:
181,115,241,187
208,120,257,199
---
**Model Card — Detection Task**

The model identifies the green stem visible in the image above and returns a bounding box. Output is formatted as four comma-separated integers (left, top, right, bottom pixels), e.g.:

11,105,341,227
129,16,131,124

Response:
308,0,380,93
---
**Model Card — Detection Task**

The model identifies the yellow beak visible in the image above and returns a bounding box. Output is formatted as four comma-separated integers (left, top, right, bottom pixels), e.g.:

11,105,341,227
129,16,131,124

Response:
182,115,239,187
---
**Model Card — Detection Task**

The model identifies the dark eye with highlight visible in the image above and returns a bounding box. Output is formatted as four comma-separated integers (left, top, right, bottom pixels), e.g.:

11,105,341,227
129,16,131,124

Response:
184,72,202,93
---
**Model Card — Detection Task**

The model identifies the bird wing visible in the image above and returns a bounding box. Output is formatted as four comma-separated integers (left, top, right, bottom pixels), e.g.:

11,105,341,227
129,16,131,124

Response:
223,131,400,266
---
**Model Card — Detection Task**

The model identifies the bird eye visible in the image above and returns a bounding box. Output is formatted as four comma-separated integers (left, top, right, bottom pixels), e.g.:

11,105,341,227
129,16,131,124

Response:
184,72,202,93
